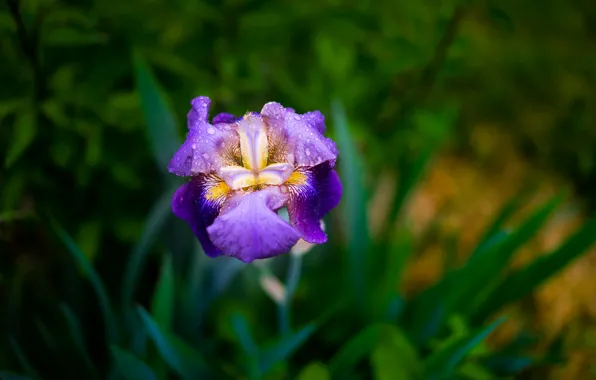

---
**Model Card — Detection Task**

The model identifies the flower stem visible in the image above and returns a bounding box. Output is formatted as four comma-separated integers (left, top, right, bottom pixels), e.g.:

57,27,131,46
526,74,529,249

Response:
278,253,303,336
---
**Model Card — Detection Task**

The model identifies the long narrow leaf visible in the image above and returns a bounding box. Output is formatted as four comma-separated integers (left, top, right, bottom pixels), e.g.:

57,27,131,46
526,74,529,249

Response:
151,253,175,331
137,307,210,380
231,314,260,379
469,184,535,258
48,217,117,344
258,323,317,375
133,51,181,173
471,217,596,323
457,194,563,313
111,346,157,380
370,325,423,380
329,324,416,375
60,304,101,379
331,101,369,306
409,193,563,326
122,188,175,312
424,318,504,379
388,148,433,231
9,340,41,380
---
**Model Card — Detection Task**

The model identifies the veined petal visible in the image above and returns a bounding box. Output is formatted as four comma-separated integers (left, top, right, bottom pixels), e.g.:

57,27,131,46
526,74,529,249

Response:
172,175,231,257
261,102,338,169
219,165,257,189
257,163,294,185
168,97,240,176
207,187,300,263
286,162,342,243
237,113,268,171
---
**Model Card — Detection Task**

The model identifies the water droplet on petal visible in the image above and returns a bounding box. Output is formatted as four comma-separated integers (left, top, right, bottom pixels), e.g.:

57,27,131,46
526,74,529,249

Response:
294,115,301,121
202,153,209,159
192,144,197,149
305,148,311,156
207,127,216,135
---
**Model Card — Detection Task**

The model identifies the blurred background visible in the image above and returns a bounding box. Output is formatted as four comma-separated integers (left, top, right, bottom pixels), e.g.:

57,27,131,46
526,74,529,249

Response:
2,0,596,379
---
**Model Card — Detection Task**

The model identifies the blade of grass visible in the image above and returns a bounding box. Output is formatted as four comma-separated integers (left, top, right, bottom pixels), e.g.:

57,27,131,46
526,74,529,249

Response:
258,323,317,375
231,314,260,379
469,184,535,258
60,304,101,380
133,50,181,175
471,217,596,323
424,318,504,379
122,188,175,313
111,346,157,380
150,253,175,380
329,324,420,377
48,216,117,344
151,253,174,331
137,307,210,380
331,100,369,308
9,339,41,380
370,325,423,380
411,193,563,324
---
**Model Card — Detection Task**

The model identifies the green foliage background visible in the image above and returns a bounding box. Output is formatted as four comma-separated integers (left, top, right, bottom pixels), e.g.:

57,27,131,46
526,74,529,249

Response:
1,0,596,379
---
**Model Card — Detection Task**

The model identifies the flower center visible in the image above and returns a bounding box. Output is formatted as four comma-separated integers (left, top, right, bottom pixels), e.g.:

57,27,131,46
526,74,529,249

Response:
218,114,293,190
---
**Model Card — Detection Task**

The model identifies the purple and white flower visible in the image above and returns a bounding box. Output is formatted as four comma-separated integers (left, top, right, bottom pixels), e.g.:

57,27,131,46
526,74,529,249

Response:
168,96,342,263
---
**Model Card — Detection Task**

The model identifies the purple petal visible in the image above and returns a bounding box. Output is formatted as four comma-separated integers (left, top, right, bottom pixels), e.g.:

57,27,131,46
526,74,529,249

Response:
261,102,337,168
212,112,239,124
287,162,342,243
172,175,230,257
168,97,240,176
207,187,300,263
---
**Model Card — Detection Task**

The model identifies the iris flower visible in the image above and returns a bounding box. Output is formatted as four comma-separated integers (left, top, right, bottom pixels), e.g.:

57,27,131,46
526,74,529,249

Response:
168,96,342,263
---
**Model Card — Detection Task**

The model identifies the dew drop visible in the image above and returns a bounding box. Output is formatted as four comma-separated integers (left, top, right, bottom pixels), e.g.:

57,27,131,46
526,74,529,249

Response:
207,127,215,135
293,115,301,121
305,148,311,156
192,143,197,149
202,153,209,159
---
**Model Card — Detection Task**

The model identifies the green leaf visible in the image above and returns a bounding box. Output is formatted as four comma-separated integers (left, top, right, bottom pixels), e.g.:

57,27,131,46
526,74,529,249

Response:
137,307,209,380
5,111,35,168
424,318,504,379
461,192,563,288
230,314,260,379
469,185,535,258
231,314,259,356
390,148,434,227
60,304,101,379
43,28,108,46
122,187,176,313
258,323,317,375
329,324,418,376
151,253,174,331
370,326,423,380
296,363,330,380
9,339,41,380
410,193,563,325
331,101,369,306
133,50,181,175
48,217,117,344
472,217,596,323
149,253,174,379
0,372,33,380
111,346,157,380
374,224,412,320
